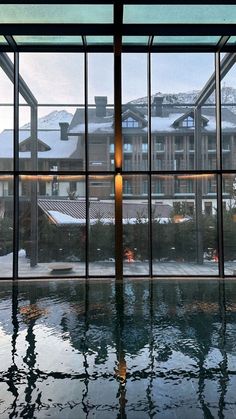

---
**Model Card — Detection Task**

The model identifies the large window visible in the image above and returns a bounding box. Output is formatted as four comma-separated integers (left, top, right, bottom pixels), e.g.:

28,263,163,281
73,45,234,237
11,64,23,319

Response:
0,45,235,278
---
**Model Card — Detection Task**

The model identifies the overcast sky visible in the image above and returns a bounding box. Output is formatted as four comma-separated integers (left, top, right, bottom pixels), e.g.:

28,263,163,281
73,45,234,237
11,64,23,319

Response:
1,52,236,132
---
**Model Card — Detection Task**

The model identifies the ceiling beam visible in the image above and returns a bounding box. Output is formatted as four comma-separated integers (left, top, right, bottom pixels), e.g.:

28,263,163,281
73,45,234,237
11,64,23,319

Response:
0,52,37,106
0,23,236,37
196,52,236,107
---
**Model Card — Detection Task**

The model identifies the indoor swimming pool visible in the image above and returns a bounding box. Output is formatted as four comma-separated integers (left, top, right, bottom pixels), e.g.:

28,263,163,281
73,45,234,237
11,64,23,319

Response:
0,279,236,418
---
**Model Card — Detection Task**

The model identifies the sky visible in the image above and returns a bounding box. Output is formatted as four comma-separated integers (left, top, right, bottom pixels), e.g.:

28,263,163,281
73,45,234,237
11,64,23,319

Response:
1,52,236,132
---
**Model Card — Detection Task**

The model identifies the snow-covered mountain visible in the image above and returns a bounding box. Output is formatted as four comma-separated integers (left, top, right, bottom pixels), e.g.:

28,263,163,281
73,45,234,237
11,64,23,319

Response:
129,86,236,109
19,86,236,130
21,110,73,130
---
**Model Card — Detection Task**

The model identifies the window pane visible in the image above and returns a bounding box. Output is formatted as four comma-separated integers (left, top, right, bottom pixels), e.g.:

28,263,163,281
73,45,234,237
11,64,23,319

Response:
19,105,84,172
223,174,236,275
123,175,149,275
122,36,149,45
124,5,236,24
152,174,218,276
86,36,113,45
88,54,114,171
153,36,220,45
88,175,115,276
0,36,7,45
221,53,236,170
151,53,216,171
19,53,84,104
0,175,13,278
19,54,85,172
18,175,86,277
227,36,236,45
122,53,148,171
0,55,14,170
0,5,113,24
14,36,83,45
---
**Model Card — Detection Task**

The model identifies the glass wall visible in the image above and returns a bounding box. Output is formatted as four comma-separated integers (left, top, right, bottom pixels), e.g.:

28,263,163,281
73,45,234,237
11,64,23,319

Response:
0,53,14,277
0,47,236,278
220,54,236,170
122,54,148,172
152,174,218,276
123,174,149,275
151,53,216,171
88,53,114,171
88,175,115,276
18,175,86,277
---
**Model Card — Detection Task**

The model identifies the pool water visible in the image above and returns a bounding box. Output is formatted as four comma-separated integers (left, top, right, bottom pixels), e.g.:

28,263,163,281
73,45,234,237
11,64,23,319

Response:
0,279,236,418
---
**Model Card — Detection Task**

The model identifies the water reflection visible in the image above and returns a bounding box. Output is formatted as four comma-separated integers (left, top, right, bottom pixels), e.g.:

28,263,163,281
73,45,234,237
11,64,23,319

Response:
0,279,236,417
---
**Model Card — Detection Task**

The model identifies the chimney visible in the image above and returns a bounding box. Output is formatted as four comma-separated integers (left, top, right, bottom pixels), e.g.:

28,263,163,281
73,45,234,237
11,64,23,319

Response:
59,122,69,141
153,96,164,117
95,96,107,117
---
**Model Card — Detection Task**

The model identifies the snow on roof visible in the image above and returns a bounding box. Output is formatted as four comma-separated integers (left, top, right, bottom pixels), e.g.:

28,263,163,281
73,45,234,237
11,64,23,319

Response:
48,210,85,225
69,122,113,134
0,129,78,158
38,199,173,226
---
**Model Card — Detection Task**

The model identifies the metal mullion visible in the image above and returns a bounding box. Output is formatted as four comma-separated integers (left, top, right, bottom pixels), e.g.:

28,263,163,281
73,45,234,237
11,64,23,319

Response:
4,35,18,51
215,51,224,278
147,50,152,277
114,2,123,280
13,51,19,279
84,49,89,279
216,36,231,52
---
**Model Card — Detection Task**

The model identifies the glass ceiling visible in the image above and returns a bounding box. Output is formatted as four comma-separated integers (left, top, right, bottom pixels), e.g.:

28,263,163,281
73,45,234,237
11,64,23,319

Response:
0,4,236,48
0,36,7,45
0,5,113,24
153,36,221,46
13,36,83,45
124,5,236,24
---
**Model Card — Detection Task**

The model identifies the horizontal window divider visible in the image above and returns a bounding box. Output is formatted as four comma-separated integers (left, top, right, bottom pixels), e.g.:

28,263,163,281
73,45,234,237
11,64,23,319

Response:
0,46,228,53
2,170,236,176
10,171,116,176
1,44,233,53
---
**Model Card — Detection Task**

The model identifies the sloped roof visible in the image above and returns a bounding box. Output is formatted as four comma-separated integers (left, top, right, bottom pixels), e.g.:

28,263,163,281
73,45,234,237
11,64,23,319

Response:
38,199,173,226
19,137,51,152
0,129,78,158
68,105,236,134
172,109,209,128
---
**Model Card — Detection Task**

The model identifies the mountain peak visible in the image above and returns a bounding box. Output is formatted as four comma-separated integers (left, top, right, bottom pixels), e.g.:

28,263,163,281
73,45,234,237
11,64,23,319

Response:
21,110,73,130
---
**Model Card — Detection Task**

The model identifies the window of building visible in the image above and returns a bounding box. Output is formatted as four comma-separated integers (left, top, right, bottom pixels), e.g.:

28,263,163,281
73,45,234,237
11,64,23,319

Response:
189,136,194,150
208,137,216,150
124,179,132,194
155,138,165,151
182,116,194,127
124,157,132,171
175,137,184,150
142,180,148,195
123,141,133,152
142,142,148,152
122,116,139,128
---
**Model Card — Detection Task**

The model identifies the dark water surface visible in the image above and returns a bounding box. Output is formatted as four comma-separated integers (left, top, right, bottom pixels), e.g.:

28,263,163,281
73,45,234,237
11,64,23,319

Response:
0,279,236,418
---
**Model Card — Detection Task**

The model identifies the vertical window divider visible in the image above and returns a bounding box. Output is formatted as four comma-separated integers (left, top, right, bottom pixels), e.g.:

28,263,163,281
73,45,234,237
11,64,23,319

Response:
84,48,89,279
114,3,123,280
13,51,19,279
215,51,224,278
148,50,153,277
30,103,38,268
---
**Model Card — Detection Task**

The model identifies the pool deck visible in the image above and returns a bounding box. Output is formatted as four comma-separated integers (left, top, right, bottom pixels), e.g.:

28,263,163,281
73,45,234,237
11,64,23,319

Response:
1,253,236,277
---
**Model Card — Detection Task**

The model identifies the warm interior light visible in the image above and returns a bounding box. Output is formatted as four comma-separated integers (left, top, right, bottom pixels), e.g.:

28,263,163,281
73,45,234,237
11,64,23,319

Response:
115,359,127,384
115,172,123,197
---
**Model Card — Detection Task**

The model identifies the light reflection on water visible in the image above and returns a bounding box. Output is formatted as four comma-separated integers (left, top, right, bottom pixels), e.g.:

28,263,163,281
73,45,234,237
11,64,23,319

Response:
0,279,236,418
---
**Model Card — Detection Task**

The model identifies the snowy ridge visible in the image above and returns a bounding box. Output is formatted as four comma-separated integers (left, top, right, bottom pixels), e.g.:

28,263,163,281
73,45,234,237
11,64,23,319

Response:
129,86,236,110
21,110,73,130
